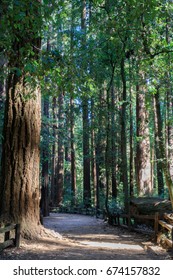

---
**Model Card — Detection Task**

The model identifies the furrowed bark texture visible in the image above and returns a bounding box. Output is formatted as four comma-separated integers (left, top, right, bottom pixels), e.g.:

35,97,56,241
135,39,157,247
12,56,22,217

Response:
136,75,152,196
0,74,41,229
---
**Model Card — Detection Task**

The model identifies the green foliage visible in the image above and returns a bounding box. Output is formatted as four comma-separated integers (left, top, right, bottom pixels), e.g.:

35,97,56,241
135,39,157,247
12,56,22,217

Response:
1,0,173,212
107,201,123,215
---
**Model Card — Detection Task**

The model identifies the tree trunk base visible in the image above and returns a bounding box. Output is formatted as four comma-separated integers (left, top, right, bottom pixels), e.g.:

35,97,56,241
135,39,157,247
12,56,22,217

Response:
21,222,63,240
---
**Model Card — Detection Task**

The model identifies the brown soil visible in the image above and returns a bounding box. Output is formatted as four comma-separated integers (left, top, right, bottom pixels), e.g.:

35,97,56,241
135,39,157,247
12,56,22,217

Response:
0,213,172,260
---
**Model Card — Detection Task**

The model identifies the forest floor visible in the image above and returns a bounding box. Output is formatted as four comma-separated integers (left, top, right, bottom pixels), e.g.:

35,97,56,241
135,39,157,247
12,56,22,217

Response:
0,213,173,260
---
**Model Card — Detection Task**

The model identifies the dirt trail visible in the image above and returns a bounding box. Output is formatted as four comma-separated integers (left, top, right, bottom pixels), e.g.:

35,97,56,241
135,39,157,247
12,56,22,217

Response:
0,213,172,260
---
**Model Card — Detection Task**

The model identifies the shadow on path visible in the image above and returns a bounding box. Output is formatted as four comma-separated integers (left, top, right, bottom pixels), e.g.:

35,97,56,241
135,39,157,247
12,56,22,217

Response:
42,213,171,260
0,213,172,260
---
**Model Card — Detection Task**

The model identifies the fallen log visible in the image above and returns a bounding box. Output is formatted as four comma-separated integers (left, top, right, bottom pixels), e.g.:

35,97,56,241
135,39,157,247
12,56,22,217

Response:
130,197,172,216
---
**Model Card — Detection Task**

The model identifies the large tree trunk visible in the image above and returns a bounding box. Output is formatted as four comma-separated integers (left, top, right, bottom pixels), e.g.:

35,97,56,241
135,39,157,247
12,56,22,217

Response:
136,71,152,196
0,0,43,238
0,74,41,236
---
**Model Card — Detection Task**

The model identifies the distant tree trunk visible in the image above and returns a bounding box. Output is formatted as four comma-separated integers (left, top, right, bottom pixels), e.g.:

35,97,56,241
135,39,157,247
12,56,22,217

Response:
165,14,173,181
111,86,118,199
81,0,91,207
96,88,107,212
0,0,42,237
69,5,77,207
50,97,57,206
64,102,71,200
154,88,173,208
91,97,97,207
82,96,91,207
89,0,97,209
41,39,50,217
0,57,6,161
129,62,134,197
136,71,152,196
41,95,49,217
70,96,77,206
167,86,173,181
105,87,111,212
55,92,64,206
120,57,129,211
153,95,164,196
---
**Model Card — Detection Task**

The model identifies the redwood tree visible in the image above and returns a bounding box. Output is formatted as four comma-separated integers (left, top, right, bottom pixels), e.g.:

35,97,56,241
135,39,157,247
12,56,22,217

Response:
0,0,42,237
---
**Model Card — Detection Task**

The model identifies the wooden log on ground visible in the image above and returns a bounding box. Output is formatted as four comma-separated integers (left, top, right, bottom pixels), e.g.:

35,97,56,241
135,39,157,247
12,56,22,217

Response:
130,197,172,216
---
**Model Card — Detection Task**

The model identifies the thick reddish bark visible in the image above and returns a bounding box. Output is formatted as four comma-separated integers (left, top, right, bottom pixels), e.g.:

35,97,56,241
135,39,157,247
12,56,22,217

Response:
0,0,42,237
0,75,41,232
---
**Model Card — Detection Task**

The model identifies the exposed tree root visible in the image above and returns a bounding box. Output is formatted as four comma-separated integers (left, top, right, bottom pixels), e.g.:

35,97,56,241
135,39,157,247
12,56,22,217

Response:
21,222,63,241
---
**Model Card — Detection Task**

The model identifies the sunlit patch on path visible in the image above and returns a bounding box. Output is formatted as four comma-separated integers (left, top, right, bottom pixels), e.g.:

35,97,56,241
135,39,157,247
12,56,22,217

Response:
81,241,143,251
0,213,171,260
42,213,171,259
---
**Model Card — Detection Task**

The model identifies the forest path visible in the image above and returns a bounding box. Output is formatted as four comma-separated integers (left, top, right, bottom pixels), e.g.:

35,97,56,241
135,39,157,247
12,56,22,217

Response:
42,213,170,260
0,213,172,260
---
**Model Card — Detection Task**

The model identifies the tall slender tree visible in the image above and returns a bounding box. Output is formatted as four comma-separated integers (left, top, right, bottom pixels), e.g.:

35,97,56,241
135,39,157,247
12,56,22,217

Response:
120,55,129,211
41,39,51,217
55,92,65,206
81,0,91,207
